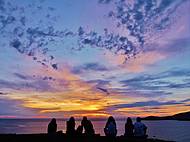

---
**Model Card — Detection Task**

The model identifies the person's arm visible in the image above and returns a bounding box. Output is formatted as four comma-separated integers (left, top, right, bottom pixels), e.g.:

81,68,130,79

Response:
105,122,108,129
55,124,57,132
104,124,108,135
47,124,50,133
124,123,127,135
143,124,147,134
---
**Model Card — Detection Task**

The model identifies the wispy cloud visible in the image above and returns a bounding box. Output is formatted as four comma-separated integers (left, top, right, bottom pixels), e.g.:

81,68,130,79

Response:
0,0,189,118
0,99,37,117
72,62,109,74
13,73,33,80
0,92,8,95
111,100,183,109
0,79,56,92
120,68,190,91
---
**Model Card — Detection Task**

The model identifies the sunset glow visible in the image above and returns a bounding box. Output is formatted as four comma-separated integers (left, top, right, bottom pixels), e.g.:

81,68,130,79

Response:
0,0,190,118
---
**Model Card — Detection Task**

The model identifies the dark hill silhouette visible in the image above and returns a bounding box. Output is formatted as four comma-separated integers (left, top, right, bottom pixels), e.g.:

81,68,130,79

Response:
143,111,190,121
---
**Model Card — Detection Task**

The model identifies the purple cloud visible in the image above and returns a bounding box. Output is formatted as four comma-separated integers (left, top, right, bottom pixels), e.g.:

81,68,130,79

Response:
72,62,109,74
110,100,183,109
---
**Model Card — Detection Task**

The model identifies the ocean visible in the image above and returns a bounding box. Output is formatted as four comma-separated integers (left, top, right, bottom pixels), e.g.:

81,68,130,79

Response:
0,119,189,142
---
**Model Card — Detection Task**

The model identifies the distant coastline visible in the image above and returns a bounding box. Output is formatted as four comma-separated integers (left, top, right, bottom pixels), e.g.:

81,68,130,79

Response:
142,111,190,121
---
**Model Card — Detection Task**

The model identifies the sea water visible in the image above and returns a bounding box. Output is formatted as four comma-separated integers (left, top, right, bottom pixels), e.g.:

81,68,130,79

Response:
0,119,189,142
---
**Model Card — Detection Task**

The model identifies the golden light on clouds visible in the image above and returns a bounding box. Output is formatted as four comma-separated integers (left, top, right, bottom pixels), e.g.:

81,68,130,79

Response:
1,53,189,118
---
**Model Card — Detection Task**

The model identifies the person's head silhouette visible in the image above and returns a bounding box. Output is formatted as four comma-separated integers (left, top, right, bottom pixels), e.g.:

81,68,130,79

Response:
69,117,75,124
48,118,57,134
136,117,141,122
81,116,88,126
107,116,116,125
51,118,56,124
126,117,133,125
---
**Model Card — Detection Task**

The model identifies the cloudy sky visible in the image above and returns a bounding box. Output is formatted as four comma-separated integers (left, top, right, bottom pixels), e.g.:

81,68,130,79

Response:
0,0,190,118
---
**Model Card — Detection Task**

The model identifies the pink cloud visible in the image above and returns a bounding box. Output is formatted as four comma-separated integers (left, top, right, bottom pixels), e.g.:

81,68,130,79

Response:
104,50,167,73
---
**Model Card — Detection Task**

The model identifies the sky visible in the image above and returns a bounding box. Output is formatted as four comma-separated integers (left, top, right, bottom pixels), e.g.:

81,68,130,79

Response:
0,0,190,118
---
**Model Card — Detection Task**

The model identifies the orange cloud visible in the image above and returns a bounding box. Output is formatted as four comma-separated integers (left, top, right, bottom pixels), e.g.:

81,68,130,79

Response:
4,56,187,118
114,104,190,117
3,63,133,117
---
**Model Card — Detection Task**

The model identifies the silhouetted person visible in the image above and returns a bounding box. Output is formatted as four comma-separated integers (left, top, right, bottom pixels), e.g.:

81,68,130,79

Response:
66,117,76,136
76,125,83,136
134,117,147,138
124,117,134,137
81,116,95,136
104,116,117,137
47,118,57,134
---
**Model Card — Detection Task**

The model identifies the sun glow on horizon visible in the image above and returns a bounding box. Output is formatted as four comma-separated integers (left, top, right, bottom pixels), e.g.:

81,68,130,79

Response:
0,0,190,118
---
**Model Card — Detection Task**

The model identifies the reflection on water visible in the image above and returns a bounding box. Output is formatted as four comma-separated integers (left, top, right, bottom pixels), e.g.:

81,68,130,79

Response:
0,119,190,142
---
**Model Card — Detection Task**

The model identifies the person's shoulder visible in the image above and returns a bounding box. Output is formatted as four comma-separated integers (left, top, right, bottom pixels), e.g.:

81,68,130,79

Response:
134,122,138,126
140,122,145,126
134,122,143,126
142,122,147,127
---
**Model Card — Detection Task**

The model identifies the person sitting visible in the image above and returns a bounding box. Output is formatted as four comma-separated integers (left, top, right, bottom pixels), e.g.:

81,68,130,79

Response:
66,117,76,136
76,125,83,136
124,117,134,137
47,118,57,134
81,116,95,136
104,116,117,137
134,117,147,138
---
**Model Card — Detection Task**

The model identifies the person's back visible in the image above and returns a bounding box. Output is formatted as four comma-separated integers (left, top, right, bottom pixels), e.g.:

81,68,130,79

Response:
104,116,117,137
86,120,95,135
134,117,147,137
66,117,76,136
124,117,134,137
107,121,117,136
81,117,95,136
76,125,83,136
48,118,57,134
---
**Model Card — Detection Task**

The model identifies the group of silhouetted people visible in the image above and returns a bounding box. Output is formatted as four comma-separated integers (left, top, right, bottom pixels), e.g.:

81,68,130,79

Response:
66,116,95,136
47,116,147,138
125,117,147,137
48,116,95,136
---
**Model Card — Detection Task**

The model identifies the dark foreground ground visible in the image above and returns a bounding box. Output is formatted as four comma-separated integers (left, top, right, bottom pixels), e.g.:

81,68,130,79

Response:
0,134,175,142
